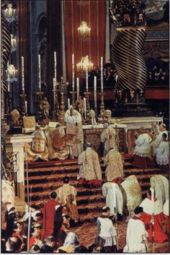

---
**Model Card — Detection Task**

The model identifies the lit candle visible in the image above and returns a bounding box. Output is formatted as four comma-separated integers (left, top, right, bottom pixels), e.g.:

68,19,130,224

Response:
101,56,103,93
72,53,75,93
83,97,86,119
25,100,27,114
21,56,25,92
94,76,97,111
68,98,70,109
86,67,88,92
38,54,41,90
53,78,56,92
54,51,57,80
53,77,56,106
76,77,80,100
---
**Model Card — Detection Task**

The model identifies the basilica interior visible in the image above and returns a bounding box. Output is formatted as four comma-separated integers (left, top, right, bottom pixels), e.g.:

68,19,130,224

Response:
1,0,169,253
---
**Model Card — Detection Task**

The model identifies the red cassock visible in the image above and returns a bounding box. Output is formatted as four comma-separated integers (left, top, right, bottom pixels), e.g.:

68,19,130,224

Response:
41,200,58,239
140,212,167,243
140,198,168,243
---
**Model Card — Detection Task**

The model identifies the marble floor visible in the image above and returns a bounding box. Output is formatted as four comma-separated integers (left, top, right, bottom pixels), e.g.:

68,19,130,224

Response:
70,221,170,253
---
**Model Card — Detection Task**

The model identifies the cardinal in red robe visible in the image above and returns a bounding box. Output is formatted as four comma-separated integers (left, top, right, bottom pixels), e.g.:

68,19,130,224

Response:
140,189,167,243
41,192,59,239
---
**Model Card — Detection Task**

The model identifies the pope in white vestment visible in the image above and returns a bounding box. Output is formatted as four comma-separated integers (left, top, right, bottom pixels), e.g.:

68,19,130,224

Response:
102,182,123,216
134,132,152,159
78,144,102,181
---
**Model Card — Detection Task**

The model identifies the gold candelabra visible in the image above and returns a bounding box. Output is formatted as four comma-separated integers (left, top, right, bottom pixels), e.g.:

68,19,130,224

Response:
84,91,91,124
58,92,65,124
52,81,59,121
35,89,44,122
57,77,69,124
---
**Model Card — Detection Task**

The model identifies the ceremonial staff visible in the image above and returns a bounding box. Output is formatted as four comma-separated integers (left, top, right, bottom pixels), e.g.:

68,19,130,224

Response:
25,152,31,252
150,187,155,253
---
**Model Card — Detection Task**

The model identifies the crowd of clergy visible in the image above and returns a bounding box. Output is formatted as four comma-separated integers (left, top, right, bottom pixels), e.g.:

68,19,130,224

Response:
1,119,169,253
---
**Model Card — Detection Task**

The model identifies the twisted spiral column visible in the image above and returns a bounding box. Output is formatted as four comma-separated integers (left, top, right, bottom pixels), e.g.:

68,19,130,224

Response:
112,27,147,91
1,14,11,118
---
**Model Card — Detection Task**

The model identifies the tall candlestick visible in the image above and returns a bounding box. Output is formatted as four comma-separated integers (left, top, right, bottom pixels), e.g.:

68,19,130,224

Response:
25,100,27,114
86,67,88,92
76,77,80,100
72,53,75,104
94,76,97,111
38,54,41,90
100,56,103,93
68,98,70,109
83,97,87,120
53,77,56,106
54,51,57,80
21,56,25,92
72,53,75,91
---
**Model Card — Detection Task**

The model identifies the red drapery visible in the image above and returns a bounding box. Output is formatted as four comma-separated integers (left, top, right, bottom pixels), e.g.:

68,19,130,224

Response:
64,0,106,83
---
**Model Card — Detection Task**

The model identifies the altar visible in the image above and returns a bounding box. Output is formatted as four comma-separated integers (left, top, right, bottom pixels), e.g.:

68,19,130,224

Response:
5,116,162,211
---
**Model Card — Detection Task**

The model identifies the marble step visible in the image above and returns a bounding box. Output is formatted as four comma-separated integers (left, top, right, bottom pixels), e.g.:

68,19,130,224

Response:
79,211,101,223
27,159,79,168
25,163,133,177
27,187,102,198
136,173,169,180
26,192,104,204
25,168,166,185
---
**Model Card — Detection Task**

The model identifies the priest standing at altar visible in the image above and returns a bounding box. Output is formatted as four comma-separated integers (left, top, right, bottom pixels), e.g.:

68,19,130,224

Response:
65,106,83,158
101,124,118,156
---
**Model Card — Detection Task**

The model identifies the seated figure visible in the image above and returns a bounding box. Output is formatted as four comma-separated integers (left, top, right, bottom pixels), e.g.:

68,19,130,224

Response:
24,126,48,161
46,124,70,160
